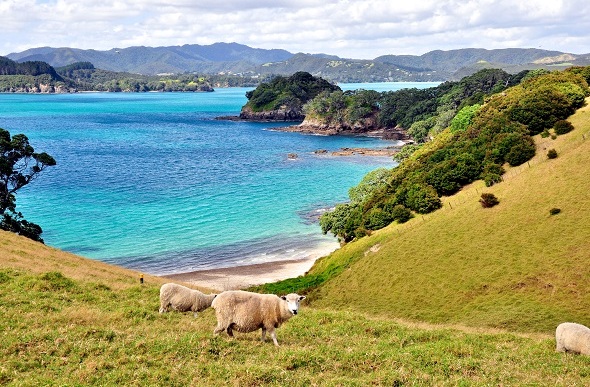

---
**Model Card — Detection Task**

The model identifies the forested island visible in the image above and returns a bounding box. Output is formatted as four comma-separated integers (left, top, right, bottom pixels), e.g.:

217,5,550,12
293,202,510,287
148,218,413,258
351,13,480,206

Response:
0,57,265,93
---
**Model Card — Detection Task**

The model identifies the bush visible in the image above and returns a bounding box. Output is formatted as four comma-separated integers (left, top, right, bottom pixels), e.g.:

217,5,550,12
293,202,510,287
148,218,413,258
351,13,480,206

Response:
365,208,391,230
479,193,499,208
405,183,442,214
547,149,558,159
549,208,561,215
483,173,503,187
389,204,413,224
553,120,574,135
505,137,536,166
540,129,550,138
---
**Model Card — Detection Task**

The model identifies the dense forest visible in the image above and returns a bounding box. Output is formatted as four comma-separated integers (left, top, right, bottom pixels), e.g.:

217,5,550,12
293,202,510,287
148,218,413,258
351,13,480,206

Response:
318,66,590,241
239,71,340,120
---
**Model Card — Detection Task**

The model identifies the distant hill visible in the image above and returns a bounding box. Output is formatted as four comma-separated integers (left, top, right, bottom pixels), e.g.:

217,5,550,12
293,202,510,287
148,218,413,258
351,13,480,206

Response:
6,42,293,75
7,44,590,81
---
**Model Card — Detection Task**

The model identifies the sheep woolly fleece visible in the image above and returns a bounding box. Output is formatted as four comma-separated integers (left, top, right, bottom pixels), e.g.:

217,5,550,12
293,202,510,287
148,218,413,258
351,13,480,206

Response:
159,283,216,316
211,290,305,346
555,322,590,355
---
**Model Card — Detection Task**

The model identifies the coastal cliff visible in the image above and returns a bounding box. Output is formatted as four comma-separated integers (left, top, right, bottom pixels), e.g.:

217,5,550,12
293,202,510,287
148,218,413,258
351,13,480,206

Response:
239,105,304,121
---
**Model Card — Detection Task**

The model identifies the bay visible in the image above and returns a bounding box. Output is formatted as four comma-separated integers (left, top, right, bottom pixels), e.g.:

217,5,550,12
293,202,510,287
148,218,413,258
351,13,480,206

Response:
0,82,437,275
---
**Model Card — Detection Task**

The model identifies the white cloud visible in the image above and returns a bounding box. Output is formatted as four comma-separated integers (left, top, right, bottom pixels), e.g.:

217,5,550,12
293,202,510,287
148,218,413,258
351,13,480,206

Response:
2,0,589,58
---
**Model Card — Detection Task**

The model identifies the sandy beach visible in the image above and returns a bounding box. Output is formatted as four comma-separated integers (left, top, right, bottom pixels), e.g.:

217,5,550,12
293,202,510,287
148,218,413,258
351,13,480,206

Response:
163,256,320,291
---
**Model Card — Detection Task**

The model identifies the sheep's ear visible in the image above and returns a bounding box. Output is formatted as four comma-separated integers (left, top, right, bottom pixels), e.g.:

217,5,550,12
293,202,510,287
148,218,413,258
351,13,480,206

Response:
280,296,287,300
299,296,306,301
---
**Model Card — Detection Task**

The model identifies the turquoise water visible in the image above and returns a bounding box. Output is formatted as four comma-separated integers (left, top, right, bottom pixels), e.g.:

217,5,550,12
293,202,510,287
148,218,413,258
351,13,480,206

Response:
0,83,435,275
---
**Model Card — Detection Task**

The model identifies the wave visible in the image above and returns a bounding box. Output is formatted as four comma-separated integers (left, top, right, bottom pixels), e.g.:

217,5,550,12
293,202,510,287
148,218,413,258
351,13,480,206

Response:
104,233,339,276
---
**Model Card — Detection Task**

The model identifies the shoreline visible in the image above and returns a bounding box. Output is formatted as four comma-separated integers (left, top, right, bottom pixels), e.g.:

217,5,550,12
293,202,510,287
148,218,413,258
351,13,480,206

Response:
160,238,340,291
162,256,321,291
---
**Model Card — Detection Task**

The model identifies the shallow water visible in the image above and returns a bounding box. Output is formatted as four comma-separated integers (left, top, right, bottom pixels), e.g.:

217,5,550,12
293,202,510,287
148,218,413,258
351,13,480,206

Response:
0,83,436,275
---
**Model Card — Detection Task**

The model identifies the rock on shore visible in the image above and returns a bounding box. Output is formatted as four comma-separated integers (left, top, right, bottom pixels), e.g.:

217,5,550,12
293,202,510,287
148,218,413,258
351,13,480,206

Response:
238,106,305,122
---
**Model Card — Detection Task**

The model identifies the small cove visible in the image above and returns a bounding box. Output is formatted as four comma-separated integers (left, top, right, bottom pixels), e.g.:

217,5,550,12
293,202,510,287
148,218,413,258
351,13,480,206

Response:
1,83,438,275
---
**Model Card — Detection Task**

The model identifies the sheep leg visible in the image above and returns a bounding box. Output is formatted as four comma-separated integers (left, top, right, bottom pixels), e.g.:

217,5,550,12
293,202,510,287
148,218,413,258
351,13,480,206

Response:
226,325,234,337
213,324,225,335
269,328,279,346
261,327,267,342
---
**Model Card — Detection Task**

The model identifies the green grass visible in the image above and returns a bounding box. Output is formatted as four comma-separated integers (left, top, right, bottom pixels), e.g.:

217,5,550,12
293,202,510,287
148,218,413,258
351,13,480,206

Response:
258,99,590,334
3,101,590,385
2,268,590,386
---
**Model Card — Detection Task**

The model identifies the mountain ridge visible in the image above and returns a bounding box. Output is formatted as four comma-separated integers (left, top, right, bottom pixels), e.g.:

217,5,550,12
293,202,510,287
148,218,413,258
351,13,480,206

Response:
7,44,590,81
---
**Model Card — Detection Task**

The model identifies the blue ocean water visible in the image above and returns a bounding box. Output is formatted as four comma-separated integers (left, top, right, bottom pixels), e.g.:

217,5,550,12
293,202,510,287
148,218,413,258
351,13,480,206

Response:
0,83,437,275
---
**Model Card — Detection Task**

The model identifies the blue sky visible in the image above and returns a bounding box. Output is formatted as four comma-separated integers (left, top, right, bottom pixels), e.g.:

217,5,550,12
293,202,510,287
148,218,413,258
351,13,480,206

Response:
2,0,589,58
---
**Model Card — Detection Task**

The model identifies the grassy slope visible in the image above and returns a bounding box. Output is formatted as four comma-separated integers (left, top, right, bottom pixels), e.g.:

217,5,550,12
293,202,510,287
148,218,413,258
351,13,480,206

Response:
2,102,590,385
309,99,590,333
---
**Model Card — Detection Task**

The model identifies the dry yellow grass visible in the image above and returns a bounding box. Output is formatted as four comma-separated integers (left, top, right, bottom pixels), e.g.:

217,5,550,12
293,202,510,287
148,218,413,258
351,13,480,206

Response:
0,229,214,292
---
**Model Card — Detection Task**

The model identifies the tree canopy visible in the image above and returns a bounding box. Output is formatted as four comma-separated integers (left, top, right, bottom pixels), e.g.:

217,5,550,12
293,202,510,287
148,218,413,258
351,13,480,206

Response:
320,67,590,242
0,128,56,242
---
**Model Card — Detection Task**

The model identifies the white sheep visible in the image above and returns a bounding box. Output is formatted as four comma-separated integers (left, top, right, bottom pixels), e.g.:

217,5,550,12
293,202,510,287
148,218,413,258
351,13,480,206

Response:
555,322,590,355
211,290,306,346
159,283,217,317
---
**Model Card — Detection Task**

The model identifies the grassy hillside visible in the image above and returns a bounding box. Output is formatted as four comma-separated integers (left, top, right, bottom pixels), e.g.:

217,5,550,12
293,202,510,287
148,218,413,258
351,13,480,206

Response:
265,99,590,334
3,100,590,384
2,239,590,385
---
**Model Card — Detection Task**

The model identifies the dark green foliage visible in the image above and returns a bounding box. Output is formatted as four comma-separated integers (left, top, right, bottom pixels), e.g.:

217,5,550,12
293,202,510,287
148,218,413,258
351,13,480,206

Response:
482,163,505,187
0,128,56,242
549,208,561,215
547,149,558,159
479,193,499,208
244,72,339,113
319,203,363,243
540,129,550,138
303,68,514,135
317,67,589,241
505,136,536,166
0,56,62,80
405,183,442,214
553,120,574,135
388,204,413,223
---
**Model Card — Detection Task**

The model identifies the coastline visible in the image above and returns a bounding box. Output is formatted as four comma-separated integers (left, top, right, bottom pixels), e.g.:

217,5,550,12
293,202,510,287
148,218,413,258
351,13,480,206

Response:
161,238,340,291
162,256,321,291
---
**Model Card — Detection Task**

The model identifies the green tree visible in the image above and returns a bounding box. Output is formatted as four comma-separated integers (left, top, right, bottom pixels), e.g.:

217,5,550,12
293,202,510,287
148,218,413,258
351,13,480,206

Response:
0,128,56,242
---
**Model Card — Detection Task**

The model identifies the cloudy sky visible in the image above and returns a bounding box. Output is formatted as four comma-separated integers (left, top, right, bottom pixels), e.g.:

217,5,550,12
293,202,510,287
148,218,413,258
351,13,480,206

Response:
2,0,589,58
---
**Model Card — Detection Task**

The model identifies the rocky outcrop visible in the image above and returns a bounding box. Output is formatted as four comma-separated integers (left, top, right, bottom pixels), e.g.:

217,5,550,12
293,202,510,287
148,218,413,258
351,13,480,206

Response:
275,115,412,140
238,106,304,122
5,83,76,93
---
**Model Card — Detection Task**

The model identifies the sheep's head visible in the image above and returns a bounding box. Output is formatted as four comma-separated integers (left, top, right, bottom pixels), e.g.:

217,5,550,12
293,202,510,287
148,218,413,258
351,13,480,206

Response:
281,293,306,315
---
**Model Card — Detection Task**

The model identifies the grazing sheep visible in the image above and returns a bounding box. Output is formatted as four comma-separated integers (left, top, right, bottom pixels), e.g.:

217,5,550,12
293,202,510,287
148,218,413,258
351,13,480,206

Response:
159,283,216,317
555,322,590,355
211,290,306,346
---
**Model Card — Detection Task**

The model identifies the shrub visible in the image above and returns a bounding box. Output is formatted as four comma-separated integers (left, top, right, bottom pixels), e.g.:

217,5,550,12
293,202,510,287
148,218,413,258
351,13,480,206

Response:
479,193,499,208
547,149,558,159
540,129,550,138
553,120,574,135
389,204,413,224
483,173,503,187
505,137,536,166
365,208,391,230
549,208,561,215
405,183,442,214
